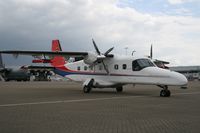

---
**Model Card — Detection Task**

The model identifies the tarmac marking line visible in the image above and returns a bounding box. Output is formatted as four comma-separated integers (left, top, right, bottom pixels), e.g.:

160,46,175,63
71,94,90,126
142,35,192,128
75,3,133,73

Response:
173,91,200,95
0,91,199,107
0,95,144,107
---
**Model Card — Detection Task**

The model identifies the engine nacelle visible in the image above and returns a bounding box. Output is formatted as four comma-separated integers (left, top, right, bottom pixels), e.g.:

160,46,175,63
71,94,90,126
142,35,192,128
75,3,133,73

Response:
84,52,98,65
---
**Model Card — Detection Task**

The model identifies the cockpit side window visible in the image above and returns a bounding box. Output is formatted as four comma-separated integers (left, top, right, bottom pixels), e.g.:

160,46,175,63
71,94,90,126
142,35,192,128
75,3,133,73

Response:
132,60,141,71
132,59,155,71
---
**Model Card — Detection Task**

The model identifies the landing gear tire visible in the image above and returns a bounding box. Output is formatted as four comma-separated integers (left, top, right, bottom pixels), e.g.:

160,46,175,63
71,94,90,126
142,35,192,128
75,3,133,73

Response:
116,86,123,92
83,86,91,93
160,89,171,97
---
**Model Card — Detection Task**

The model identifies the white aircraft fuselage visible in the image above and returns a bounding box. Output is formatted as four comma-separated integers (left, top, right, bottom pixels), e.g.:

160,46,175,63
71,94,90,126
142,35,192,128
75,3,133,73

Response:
54,56,188,88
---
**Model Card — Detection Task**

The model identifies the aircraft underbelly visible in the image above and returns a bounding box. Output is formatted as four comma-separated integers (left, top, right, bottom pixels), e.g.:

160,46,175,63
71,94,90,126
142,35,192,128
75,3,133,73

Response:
65,74,180,86
65,74,116,86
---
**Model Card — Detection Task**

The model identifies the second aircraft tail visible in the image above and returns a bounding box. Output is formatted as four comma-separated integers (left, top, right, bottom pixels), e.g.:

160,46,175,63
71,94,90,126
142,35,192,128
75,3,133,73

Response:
50,40,66,67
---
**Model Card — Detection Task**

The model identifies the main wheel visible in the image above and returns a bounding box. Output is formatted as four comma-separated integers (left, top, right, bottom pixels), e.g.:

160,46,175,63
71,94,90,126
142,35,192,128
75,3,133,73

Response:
83,86,91,93
116,86,123,92
160,90,171,97
166,90,171,97
160,90,165,97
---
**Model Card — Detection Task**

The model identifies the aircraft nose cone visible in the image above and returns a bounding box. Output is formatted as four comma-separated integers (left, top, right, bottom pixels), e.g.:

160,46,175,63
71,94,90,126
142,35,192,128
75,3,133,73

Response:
174,72,188,86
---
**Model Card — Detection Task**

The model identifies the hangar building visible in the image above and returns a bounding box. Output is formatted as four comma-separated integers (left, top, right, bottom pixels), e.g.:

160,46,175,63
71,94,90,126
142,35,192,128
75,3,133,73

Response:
170,66,200,81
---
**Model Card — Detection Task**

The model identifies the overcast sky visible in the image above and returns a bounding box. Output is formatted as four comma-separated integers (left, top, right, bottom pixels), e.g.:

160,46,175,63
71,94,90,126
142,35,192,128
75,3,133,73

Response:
0,0,200,67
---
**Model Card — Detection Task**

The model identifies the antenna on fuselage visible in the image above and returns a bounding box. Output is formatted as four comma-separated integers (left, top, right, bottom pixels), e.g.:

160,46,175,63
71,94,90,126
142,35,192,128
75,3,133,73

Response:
132,50,136,56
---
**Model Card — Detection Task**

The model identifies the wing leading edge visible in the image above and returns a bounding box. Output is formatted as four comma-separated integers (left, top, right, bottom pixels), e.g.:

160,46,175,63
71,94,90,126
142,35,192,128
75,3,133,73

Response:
0,50,88,58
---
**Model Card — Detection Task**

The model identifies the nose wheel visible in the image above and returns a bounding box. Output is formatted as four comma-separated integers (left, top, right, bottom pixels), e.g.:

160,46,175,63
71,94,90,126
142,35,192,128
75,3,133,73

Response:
159,85,171,97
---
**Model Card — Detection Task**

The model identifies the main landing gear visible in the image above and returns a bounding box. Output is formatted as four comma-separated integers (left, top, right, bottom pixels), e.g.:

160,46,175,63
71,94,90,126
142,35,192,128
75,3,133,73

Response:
83,78,124,93
159,85,171,97
116,86,123,92
83,78,94,93
83,86,92,93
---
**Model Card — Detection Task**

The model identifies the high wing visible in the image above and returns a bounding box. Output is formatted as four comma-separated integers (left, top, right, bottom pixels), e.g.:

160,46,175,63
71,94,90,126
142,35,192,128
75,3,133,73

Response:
153,59,169,69
154,59,169,65
0,50,88,59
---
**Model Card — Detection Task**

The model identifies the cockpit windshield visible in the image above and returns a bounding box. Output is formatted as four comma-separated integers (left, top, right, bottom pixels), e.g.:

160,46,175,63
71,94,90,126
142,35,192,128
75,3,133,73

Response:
132,59,155,71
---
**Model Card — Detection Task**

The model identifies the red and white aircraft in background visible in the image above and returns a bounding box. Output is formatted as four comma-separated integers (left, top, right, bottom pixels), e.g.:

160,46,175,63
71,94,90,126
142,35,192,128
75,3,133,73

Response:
0,39,188,97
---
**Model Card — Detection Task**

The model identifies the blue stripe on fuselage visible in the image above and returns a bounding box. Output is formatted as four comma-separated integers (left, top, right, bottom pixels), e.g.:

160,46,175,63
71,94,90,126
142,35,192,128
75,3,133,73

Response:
54,68,107,77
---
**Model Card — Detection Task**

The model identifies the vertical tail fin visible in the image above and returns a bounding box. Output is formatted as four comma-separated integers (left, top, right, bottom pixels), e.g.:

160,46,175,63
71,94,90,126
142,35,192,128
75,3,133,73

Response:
52,40,62,52
51,40,66,67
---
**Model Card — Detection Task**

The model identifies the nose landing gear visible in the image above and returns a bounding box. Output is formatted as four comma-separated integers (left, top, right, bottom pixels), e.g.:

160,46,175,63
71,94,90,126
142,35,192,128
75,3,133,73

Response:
158,85,171,97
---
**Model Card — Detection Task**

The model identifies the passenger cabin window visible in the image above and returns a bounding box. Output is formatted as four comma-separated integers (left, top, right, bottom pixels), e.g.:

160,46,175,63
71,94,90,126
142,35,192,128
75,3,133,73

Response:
84,66,87,71
77,66,81,71
89,66,93,70
122,64,127,70
132,59,155,71
114,64,118,70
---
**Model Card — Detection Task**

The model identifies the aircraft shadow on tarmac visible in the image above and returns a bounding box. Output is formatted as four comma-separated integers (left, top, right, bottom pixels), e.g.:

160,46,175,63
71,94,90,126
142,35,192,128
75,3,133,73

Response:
81,89,156,97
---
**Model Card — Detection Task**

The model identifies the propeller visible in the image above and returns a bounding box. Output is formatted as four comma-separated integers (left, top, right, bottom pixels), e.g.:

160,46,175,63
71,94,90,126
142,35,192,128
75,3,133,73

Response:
92,39,114,74
150,44,153,59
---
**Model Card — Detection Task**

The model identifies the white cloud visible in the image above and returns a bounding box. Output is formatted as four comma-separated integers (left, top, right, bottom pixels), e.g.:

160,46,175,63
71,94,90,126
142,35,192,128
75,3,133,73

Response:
0,0,200,66
168,0,198,4
168,0,186,4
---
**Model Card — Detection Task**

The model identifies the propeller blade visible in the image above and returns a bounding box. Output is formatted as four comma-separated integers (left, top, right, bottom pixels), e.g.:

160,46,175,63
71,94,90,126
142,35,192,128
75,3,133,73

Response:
92,39,101,55
102,61,109,74
150,44,153,59
104,47,114,56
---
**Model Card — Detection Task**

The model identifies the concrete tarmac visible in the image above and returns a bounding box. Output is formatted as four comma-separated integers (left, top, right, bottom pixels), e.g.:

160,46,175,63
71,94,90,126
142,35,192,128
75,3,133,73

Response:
0,81,200,133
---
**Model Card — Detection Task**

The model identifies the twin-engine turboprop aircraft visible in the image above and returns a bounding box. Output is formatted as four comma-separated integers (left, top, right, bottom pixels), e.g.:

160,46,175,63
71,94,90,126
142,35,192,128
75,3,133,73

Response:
0,39,188,97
